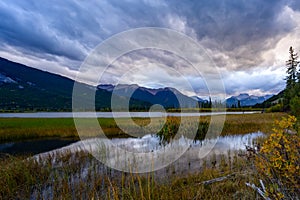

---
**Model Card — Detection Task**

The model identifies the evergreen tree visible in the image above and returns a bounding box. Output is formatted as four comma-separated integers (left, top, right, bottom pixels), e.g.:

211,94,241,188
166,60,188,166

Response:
286,46,299,89
284,46,299,110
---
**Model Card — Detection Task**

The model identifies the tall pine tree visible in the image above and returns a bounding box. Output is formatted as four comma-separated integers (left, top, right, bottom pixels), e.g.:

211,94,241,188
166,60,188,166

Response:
285,46,300,111
286,46,299,89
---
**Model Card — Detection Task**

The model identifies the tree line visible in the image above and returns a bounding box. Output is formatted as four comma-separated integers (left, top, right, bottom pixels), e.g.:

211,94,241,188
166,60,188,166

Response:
284,46,300,117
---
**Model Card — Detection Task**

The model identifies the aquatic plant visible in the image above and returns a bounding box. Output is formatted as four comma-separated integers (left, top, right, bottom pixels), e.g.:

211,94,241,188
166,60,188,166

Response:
0,138,262,199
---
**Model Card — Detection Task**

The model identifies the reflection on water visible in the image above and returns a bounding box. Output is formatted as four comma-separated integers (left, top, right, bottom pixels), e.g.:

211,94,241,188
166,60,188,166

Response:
32,132,264,173
24,132,265,198
0,132,264,159
0,132,263,160
0,139,78,155
37,132,264,155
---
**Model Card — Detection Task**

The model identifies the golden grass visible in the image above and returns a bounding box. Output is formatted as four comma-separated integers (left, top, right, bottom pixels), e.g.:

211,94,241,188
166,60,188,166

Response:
221,112,287,135
0,150,260,199
0,113,287,143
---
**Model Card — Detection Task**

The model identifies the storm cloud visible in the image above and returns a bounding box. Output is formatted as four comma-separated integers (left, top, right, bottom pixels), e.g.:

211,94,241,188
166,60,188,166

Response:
0,0,299,96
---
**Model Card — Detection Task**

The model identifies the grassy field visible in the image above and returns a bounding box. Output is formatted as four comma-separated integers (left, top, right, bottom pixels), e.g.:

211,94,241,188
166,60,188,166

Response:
167,107,263,112
0,113,287,142
0,149,260,199
220,112,287,135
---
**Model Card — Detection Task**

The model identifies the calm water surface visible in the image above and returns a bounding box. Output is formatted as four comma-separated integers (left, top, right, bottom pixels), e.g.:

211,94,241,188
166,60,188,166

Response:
0,138,78,156
0,132,264,156
1,132,265,198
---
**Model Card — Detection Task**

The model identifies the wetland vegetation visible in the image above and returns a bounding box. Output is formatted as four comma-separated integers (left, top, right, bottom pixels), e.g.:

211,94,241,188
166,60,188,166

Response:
1,112,299,199
0,148,259,199
0,113,286,143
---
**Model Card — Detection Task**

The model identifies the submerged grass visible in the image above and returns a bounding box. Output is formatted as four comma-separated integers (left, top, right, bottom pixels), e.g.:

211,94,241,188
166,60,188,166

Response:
0,155,51,199
0,113,287,143
0,112,290,199
0,149,260,200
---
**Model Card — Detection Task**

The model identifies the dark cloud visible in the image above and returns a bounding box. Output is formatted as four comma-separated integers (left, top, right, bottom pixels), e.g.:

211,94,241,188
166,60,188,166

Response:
108,0,168,28
0,1,123,61
222,68,285,95
0,3,87,61
162,0,294,70
0,0,298,95
0,0,294,64
289,0,300,11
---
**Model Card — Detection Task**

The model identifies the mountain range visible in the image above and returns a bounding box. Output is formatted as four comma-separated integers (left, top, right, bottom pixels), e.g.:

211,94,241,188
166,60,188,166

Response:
97,84,198,108
0,57,198,111
0,57,152,111
0,57,275,111
225,93,273,107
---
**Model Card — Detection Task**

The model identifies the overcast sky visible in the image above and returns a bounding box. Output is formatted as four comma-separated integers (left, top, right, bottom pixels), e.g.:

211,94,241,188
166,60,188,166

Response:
1,0,300,97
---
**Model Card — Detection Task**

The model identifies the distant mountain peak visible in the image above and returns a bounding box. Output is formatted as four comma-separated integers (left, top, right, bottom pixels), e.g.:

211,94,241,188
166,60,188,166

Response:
226,93,273,107
98,84,182,95
191,96,207,102
97,83,199,108
236,93,250,100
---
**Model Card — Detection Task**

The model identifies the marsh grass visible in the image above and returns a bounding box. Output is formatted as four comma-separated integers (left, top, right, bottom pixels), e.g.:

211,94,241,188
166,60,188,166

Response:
0,118,124,142
0,113,287,143
157,113,286,143
167,107,263,112
0,154,51,199
0,113,285,199
0,149,261,200
157,117,209,143
220,113,287,135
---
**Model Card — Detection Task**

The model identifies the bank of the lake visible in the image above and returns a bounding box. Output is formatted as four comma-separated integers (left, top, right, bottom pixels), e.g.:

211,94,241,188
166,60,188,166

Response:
0,113,287,143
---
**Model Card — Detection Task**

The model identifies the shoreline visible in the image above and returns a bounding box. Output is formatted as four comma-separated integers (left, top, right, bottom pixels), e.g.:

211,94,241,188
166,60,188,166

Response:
0,113,287,143
0,111,260,118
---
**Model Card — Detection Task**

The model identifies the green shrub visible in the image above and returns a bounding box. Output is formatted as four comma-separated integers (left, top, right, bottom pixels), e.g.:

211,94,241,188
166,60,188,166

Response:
290,95,300,117
266,103,283,113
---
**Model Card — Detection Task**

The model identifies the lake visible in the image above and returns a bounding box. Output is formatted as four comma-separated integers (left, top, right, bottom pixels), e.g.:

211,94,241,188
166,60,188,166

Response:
0,132,262,156
0,111,259,118
31,132,264,174
0,132,264,171
1,131,265,199
0,138,78,156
